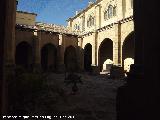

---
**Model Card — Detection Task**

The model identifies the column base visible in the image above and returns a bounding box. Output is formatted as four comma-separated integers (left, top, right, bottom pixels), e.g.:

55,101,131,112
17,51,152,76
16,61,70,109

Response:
91,65,100,75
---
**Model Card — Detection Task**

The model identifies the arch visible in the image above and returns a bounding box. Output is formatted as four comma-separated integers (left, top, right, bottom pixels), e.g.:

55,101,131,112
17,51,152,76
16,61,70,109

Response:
98,38,113,72
15,41,33,69
84,43,92,72
41,43,57,71
64,45,78,72
122,31,135,72
108,5,113,18
104,4,116,20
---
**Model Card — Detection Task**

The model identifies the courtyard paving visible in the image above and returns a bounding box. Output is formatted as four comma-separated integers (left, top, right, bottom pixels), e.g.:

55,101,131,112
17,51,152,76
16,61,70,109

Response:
34,73,125,120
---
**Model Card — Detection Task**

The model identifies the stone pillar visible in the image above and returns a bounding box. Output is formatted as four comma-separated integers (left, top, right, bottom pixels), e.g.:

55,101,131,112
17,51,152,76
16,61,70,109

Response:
134,0,160,101
109,23,125,78
57,34,65,72
95,4,101,29
113,23,121,66
1,0,16,115
91,31,99,74
77,37,84,71
113,41,119,66
32,30,41,72
0,0,6,115
117,0,160,119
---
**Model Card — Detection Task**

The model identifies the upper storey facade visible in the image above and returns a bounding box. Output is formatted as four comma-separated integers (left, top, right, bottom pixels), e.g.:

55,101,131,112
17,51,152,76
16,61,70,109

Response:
67,0,133,34
16,11,37,26
16,11,78,35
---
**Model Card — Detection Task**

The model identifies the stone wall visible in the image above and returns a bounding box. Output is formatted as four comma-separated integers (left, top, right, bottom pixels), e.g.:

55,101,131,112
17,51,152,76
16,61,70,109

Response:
16,11,36,26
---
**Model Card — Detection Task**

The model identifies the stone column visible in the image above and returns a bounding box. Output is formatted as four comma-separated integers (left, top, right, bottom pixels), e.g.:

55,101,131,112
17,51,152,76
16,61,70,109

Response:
32,30,41,72
113,41,119,66
57,34,65,73
117,0,160,119
77,37,84,71
113,23,121,66
0,0,6,115
95,4,101,30
91,32,96,66
1,0,16,115
91,31,99,74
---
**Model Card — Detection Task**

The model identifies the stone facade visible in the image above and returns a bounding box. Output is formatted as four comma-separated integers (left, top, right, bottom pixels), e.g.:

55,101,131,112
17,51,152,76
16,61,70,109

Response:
14,0,134,73
16,11,37,26
67,0,134,72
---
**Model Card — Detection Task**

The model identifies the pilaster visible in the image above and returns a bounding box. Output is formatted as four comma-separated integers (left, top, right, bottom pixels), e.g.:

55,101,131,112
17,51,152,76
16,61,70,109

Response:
32,30,41,72
113,24,120,65
91,31,100,74
77,37,84,71
57,34,65,72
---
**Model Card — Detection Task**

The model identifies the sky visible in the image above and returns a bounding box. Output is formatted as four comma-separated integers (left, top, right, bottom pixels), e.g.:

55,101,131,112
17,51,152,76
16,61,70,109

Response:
17,0,96,26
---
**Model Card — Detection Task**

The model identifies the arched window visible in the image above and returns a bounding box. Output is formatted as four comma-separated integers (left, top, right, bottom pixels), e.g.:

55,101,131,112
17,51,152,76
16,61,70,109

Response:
77,25,80,30
87,20,89,27
104,5,116,20
74,24,80,30
91,16,95,26
74,24,77,30
87,15,95,27
108,5,113,19
89,16,92,26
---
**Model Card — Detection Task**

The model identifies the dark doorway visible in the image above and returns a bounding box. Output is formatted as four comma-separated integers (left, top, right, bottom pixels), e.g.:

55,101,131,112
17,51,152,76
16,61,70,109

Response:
84,43,92,72
41,43,57,72
99,38,113,72
15,42,33,69
122,32,135,72
64,46,77,72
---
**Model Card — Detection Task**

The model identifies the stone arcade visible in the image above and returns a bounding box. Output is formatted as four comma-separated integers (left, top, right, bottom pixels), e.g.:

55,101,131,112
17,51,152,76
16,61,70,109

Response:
1,0,160,119
14,0,134,74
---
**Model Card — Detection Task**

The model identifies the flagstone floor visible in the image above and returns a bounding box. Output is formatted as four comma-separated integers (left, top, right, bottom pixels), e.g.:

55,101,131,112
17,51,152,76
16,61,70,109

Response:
35,73,125,120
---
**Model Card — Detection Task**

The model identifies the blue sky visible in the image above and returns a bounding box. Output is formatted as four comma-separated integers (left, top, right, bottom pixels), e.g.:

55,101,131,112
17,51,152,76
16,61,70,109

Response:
17,0,95,26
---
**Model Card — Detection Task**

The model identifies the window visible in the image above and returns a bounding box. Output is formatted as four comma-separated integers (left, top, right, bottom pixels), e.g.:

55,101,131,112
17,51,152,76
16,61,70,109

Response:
77,25,80,30
87,20,89,27
74,24,77,30
104,5,116,20
74,24,80,30
113,6,117,16
108,5,113,19
87,15,95,27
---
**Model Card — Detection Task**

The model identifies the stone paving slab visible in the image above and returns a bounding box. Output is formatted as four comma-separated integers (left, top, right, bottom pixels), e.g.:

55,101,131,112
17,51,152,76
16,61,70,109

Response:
41,73,125,120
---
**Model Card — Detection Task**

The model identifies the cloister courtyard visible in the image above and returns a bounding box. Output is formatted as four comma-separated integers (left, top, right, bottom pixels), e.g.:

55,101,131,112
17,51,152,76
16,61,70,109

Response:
1,0,160,120
8,71,125,120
